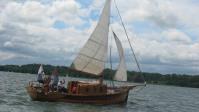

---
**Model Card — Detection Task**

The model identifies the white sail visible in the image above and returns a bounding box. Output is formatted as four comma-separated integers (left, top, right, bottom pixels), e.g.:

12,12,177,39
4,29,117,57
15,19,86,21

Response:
38,64,44,75
71,0,111,76
113,32,127,81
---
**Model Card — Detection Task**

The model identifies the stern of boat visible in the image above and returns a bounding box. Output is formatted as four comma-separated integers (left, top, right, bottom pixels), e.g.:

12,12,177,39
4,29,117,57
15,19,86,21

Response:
26,81,42,100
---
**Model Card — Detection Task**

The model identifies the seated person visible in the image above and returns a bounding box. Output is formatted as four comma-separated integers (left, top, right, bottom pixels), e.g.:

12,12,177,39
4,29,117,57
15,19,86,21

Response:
37,73,44,84
50,69,59,91
58,79,67,93
71,82,77,94
43,76,51,95
72,86,77,94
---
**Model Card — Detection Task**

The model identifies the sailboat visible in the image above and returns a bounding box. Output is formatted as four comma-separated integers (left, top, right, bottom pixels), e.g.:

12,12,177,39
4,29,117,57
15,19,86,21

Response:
26,0,145,104
38,65,45,76
36,64,45,84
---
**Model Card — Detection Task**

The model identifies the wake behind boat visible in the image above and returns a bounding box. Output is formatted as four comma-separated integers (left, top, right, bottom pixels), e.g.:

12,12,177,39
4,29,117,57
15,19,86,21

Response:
26,0,146,105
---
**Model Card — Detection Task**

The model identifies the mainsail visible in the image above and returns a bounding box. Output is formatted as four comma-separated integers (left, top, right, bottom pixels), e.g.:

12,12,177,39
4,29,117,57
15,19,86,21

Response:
71,0,111,76
113,32,127,81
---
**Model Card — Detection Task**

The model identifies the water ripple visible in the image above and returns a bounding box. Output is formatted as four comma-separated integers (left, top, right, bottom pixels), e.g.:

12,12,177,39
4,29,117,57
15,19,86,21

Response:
0,72,199,112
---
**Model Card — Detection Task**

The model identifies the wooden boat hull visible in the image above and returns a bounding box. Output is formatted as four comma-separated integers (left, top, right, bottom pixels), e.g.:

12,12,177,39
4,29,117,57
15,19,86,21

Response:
26,85,131,105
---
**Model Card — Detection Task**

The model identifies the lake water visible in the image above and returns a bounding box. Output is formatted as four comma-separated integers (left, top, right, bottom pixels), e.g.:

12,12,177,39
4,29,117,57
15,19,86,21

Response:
0,71,199,112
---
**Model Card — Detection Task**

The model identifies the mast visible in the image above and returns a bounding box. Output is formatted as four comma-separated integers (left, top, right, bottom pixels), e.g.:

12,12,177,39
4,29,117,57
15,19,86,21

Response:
109,28,115,87
113,0,145,82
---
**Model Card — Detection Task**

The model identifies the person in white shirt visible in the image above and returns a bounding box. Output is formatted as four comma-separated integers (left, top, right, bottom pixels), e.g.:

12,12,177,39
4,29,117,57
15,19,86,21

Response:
58,79,66,92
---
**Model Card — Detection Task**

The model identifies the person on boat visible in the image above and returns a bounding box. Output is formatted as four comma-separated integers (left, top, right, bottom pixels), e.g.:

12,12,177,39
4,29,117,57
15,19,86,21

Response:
58,79,67,92
50,68,59,91
71,82,77,94
37,65,45,84
43,75,51,95
37,74,44,84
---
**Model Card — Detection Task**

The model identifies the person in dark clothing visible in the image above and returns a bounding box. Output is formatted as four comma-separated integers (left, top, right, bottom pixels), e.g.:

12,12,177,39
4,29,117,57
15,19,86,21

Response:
50,69,59,91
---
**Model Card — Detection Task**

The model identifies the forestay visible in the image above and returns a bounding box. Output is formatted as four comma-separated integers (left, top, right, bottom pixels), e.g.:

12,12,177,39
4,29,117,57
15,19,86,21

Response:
113,32,127,81
71,0,111,76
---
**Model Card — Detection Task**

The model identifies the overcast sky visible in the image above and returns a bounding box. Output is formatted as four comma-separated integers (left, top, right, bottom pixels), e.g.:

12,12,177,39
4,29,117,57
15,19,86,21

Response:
0,0,198,75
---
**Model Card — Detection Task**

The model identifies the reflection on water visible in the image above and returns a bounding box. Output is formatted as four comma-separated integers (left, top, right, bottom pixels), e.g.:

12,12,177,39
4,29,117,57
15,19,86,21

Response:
0,71,199,112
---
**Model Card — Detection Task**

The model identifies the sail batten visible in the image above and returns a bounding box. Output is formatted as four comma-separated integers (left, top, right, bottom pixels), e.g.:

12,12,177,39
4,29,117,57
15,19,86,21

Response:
113,32,127,81
71,0,111,76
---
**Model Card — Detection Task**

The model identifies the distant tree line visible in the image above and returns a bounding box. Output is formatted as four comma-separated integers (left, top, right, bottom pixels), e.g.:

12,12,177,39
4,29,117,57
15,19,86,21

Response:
0,64,199,88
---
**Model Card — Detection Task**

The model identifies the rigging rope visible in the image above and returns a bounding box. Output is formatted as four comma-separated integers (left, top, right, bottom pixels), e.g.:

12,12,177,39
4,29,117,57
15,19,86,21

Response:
113,0,145,82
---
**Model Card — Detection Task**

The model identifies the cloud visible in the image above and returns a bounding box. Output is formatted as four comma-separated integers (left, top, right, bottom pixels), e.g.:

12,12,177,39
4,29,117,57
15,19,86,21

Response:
162,29,192,44
0,0,90,65
113,0,199,29
3,41,14,48
0,51,15,61
0,0,198,75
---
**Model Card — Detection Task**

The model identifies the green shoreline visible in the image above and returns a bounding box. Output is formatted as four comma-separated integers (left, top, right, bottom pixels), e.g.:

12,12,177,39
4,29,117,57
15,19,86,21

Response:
0,64,199,88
